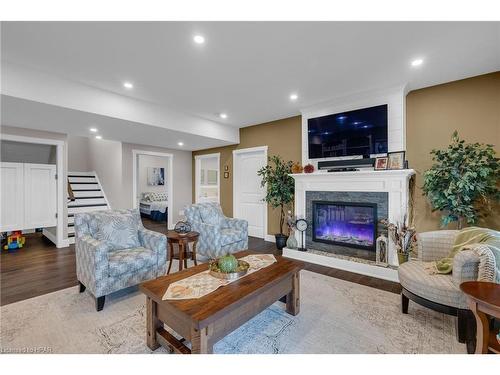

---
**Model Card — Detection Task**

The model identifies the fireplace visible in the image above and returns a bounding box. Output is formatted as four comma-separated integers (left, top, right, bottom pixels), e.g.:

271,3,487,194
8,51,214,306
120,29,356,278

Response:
312,201,377,251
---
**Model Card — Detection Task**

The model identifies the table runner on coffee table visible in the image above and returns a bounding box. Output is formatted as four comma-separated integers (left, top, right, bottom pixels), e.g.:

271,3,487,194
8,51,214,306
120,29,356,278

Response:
163,254,277,300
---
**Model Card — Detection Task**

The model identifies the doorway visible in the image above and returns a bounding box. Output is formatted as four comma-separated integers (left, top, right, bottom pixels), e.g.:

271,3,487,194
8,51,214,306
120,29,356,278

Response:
195,153,220,204
233,146,267,239
132,150,173,229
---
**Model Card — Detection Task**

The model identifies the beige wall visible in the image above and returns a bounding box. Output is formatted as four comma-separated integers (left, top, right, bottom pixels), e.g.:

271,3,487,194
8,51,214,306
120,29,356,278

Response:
407,71,500,231
192,116,302,236
67,135,90,171
88,138,124,209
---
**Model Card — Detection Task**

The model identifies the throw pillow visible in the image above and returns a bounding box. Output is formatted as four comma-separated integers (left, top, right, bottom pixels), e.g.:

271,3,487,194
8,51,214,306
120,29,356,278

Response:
93,213,141,250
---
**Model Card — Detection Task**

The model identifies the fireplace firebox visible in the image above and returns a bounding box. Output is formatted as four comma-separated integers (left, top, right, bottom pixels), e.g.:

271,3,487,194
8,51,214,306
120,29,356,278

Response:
312,201,377,251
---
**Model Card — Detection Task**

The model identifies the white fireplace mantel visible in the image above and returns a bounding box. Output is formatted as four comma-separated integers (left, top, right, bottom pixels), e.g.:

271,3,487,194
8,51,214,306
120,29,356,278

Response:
284,169,415,282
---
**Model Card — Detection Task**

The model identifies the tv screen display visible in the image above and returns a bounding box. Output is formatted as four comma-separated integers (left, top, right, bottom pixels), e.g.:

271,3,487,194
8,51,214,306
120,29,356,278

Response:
308,104,388,159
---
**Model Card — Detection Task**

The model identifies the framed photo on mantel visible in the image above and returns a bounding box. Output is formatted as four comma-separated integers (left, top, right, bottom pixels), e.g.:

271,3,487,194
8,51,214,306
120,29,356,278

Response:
374,156,388,170
387,151,406,170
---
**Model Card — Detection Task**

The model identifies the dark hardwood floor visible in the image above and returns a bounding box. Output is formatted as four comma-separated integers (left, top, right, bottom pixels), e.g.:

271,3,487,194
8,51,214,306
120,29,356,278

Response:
1,217,400,306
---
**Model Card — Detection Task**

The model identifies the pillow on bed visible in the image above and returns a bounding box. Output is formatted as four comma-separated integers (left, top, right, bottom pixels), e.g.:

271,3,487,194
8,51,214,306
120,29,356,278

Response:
141,192,153,202
150,192,168,202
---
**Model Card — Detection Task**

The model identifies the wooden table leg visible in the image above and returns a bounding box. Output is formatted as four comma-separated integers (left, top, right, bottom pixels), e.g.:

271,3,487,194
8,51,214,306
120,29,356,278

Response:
183,242,188,269
167,242,174,274
192,240,198,266
469,301,489,354
178,243,184,272
146,297,161,350
191,325,213,354
286,271,300,316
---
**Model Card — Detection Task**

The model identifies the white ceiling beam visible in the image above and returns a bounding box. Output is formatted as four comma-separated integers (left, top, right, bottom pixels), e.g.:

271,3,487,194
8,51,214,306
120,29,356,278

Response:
1,62,239,145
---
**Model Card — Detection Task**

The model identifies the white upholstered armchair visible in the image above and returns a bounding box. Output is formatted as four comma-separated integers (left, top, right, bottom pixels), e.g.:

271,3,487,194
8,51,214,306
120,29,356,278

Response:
398,229,497,353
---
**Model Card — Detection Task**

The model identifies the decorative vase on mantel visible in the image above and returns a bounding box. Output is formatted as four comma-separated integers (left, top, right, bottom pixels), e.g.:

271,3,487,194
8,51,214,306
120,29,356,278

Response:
397,246,409,265
286,230,298,249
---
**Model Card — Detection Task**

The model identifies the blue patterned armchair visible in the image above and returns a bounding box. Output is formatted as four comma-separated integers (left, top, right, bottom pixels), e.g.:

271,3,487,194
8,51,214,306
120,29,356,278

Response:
184,202,248,259
74,209,167,311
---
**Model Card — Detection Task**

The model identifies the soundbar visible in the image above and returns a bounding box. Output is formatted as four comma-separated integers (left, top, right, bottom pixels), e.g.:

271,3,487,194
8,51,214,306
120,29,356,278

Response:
318,158,375,171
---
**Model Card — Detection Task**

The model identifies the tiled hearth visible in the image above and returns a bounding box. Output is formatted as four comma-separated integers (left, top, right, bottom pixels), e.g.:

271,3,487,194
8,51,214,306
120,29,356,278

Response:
284,169,415,282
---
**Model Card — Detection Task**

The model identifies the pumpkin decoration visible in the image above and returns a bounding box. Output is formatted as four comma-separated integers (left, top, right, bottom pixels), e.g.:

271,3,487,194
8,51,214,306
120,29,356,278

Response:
303,163,315,173
291,162,303,174
217,254,239,273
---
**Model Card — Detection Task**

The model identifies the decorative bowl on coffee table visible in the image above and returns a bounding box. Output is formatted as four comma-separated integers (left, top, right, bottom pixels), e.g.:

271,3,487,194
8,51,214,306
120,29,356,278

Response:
208,260,250,280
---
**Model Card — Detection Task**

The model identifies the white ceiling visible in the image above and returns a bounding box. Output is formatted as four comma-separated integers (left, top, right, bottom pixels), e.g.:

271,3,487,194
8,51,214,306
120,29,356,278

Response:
1,21,500,129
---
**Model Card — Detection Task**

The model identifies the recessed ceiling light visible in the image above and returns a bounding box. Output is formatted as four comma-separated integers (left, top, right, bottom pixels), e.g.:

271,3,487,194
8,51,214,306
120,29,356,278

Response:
219,113,228,119
290,93,298,101
89,127,98,133
193,35,205,44
177,142,184,146
95,135,102,140
123,81,134,89
411,58,424,67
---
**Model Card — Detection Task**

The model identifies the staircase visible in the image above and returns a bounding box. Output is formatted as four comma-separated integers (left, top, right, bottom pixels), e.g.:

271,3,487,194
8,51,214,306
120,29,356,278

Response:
67,171,110,244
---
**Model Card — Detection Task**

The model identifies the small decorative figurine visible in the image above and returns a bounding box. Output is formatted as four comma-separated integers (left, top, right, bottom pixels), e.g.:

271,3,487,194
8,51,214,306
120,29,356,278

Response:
303,163,315,173
174,221,191,235
291,162,303,174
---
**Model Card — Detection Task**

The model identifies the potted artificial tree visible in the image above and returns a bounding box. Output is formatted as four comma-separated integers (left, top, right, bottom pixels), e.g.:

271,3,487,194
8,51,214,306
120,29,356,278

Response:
423,131,499,228
257,155,295,251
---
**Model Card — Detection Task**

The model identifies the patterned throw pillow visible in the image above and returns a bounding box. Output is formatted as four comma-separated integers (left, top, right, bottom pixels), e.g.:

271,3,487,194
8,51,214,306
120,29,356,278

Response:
93,213,141,250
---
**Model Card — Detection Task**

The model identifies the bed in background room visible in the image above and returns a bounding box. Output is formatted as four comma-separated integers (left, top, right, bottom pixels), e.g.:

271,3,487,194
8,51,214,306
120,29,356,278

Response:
139,192,168,222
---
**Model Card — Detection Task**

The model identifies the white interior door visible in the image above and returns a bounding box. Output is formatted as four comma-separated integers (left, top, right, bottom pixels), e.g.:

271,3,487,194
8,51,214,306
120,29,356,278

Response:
0,162,25,231
24,163,57,229
233,147,267,238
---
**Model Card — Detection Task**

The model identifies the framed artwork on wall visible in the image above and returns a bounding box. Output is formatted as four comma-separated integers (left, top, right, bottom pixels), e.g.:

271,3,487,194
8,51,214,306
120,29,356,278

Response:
147,167,165,186
387,151,406,170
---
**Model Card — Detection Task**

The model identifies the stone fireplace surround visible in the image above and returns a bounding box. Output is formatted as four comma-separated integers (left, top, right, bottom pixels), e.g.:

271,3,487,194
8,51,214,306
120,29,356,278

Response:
284,169,415,282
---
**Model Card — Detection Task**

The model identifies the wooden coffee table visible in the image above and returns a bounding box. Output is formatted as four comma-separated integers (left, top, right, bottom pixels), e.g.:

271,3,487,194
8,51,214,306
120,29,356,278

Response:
139,251,304,354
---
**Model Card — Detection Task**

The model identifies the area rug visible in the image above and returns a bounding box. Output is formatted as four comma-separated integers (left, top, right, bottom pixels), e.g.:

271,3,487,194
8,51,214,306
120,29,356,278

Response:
0,270,465,354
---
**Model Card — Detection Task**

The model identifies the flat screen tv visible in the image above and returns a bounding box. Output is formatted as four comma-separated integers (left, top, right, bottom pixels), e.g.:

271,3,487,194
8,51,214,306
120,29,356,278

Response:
308,104,388,159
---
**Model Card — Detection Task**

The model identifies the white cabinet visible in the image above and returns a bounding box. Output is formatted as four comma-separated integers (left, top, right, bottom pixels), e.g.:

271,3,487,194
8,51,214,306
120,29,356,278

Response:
1,162,57,231
1,163,24,231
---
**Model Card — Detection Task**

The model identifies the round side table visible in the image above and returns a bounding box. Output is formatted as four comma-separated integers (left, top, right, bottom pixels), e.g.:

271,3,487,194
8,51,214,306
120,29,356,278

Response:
166,230,199,274
460,281,500,354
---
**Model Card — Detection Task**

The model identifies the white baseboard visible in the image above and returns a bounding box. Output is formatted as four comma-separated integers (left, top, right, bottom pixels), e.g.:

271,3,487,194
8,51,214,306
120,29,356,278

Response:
264,234,276,243
57,239,71,248
283,247,399,283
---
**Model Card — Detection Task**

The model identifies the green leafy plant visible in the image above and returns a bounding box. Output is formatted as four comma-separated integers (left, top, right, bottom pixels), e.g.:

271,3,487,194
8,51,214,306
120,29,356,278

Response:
422,131,499,228
257,155,295,235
